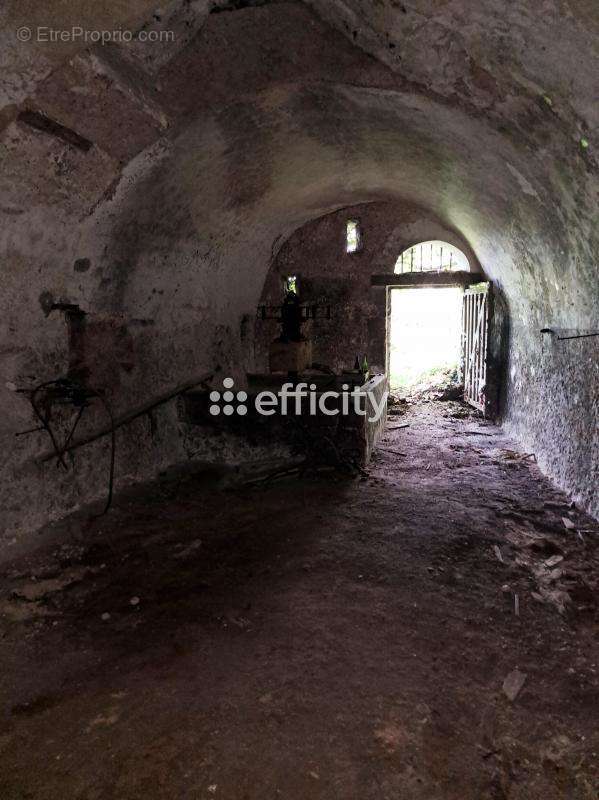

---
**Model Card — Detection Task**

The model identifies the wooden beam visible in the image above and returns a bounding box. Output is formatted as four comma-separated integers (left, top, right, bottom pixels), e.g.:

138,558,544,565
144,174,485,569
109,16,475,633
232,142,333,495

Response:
35,373,213,464
371,271,483,288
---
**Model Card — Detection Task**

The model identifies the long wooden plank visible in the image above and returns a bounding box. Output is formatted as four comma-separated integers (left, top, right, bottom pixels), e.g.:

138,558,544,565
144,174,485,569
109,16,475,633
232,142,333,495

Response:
463,295,468,395
464,295,470,398
463,283,490,413
468,294,475,400
464,294,468,384
481,294,488,402
36,372,213,463
476,294,482,403
372,271,483,288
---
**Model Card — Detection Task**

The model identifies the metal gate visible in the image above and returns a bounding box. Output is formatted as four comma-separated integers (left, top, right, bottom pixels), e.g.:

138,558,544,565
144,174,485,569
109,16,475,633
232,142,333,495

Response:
462,282,492,415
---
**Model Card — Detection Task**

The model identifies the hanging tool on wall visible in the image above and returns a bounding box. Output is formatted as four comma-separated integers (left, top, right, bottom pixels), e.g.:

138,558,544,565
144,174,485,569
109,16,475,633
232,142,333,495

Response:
17,299,214,516
257,293,332,340
18,377,116,516
19,374,214,518
257,286,332,374
14,302,116,515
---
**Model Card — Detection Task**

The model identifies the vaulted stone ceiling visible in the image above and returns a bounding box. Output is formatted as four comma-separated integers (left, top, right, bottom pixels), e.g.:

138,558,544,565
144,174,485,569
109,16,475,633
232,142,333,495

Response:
2,0,597,259
4,1,599,132
311,0,599,130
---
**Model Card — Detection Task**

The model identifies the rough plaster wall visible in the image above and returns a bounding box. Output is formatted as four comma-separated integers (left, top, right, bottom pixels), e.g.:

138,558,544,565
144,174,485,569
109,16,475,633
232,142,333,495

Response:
0,0,597,549
254,200,481,374
119,81,599,518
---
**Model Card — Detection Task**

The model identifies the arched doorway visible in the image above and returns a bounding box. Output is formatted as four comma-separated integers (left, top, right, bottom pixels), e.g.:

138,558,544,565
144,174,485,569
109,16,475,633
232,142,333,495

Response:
387,241,495,414
394,240,470,274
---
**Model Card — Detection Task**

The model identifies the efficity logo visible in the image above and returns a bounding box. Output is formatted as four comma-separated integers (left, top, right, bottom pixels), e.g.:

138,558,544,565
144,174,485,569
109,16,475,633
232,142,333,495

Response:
209,378,387,422
209,378,248,416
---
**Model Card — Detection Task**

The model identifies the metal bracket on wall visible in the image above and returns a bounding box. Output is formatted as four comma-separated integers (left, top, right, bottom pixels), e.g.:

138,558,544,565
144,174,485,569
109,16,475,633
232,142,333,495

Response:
541,328,599,341
20,373,213,519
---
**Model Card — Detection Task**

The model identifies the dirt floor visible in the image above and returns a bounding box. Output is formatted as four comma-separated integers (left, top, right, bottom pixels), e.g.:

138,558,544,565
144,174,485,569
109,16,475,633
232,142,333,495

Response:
1,401,598,800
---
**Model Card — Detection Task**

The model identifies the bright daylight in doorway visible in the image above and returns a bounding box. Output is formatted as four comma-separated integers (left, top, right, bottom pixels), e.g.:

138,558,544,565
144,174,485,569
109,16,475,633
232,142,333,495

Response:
389,287,463,393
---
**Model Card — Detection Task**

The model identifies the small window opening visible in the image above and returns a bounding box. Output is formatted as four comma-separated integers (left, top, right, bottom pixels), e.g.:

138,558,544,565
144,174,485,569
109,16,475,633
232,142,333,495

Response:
394,240,469,273
346,220,361,253
283,275,298,295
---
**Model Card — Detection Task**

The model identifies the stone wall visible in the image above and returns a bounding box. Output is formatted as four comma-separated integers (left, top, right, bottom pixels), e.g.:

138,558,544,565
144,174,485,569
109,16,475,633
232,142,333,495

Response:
254,200,481,376
1,0,598,552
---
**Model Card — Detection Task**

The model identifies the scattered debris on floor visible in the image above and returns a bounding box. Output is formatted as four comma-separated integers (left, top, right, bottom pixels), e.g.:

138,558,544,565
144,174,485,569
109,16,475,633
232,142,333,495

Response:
501,449,537,463
0,402,597,800
502,669,527,702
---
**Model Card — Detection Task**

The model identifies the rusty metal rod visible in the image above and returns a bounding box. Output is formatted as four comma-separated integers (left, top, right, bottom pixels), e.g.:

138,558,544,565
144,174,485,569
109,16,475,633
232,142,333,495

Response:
555,333,599,340
541,328,599,341
35,373,213,464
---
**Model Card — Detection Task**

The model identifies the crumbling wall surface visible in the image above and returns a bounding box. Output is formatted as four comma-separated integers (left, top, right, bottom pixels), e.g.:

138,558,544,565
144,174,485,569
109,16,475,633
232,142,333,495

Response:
254,200,480,374
1,0,598,550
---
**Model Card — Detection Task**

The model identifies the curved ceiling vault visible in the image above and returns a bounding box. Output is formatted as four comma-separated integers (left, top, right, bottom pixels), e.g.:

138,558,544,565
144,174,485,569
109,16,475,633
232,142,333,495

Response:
87,76,594,330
